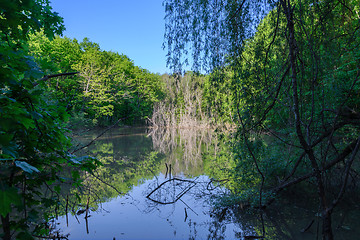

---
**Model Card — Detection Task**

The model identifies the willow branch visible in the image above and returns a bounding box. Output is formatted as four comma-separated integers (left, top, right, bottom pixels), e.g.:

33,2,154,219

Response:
330,136,360,210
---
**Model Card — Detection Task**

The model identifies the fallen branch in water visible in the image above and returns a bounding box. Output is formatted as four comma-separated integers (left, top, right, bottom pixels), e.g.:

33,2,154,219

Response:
146,178,196,204
184,208,188,222
244,236,265,240
206,178,229,191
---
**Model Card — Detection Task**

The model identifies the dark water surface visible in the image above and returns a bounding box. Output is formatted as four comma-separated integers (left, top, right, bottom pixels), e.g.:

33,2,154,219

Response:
54,127,360,240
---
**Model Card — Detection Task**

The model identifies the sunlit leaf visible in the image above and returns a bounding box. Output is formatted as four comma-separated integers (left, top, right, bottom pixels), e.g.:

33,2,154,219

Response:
15,161,40,174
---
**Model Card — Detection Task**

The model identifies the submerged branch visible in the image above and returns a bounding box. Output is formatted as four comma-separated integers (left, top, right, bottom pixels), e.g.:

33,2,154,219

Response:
146,178,196,205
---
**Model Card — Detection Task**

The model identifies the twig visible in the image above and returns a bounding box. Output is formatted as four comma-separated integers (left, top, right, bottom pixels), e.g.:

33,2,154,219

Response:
301,219,315,233
66,195,69,227
165,163,169,179
91,171,122,195
179,198,198,216
71,117,127,154
146,178,196,204
184,208,188,222
85,197,90,219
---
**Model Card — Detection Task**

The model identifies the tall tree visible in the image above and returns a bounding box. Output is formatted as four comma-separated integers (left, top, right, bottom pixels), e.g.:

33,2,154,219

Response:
163,0,360,239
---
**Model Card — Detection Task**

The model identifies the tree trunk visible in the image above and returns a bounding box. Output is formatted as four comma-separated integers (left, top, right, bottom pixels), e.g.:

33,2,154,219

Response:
1,214,11,240
280,0,334,239
323,209,333,240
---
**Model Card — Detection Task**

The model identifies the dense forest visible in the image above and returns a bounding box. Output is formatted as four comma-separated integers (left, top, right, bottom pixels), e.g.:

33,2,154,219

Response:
28,33,165,126
1,0,359,239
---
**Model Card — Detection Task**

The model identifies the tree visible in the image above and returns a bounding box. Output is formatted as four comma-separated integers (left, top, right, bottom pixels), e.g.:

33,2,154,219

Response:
163,0,360,239
149,72,209,128
0,1,98,239
29,33,165,126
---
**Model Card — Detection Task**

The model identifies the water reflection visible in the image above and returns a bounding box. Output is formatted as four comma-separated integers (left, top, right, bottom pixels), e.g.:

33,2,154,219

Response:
148,127,216,177
58,174,241,240
55,127,240,240
53,127,360,240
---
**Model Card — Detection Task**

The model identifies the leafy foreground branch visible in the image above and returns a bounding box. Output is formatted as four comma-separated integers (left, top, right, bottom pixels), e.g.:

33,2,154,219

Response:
0,1,100,239
0,67,101,239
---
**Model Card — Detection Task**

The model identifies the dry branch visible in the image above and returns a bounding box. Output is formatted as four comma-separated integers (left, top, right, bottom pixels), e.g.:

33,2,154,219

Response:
33,72,79,87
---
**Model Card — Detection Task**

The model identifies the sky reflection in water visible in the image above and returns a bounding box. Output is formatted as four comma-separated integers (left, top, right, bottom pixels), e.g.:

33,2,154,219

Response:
56,174,241,240
55,128,242,240
54,127,360,240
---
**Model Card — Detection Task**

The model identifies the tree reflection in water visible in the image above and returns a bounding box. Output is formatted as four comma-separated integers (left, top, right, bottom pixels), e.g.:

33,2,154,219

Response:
52,127,360,240
52,127,242,240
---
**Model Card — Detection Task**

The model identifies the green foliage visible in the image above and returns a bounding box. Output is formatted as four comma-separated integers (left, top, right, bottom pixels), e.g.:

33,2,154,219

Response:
0,0,64,43
0,1,100,238
203,69,238,124
0,186,22,217
164,2,360,237
54,130,165,212
28,33,165,126
225,0,360,209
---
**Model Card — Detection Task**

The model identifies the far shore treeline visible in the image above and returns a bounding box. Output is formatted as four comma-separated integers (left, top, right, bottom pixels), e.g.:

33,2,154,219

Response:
27,32,218,128
28,32,165,127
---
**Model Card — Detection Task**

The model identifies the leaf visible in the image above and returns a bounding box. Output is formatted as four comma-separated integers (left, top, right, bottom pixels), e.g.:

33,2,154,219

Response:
29,89,44,96
15,161,40,174
16,231,34,240
0,119,17,131
2,144,19,158
0,133,14,145
71,170,80,180
18,117,35,130
0,187,22,217
341,225,351,230
54,185,61,193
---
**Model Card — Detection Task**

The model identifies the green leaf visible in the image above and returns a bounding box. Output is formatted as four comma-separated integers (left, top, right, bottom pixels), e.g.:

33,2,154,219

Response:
2,144,19,158
0,119,17,131
17,231,35,240
30,111,43,120
18,117,35,130
54,185,61,193
0,133,14,145
71,170,80,180
0,187,22,217
15,161,40,174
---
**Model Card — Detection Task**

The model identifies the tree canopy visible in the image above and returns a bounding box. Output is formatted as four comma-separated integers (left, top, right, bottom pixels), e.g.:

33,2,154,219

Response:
28,33,165,126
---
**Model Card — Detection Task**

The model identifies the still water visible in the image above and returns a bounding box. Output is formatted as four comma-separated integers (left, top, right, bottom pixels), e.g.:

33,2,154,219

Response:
55,127,242,240
53,127,360,240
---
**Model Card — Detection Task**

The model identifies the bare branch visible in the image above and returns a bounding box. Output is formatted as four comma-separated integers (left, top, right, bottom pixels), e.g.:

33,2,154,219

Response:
33,72,79,87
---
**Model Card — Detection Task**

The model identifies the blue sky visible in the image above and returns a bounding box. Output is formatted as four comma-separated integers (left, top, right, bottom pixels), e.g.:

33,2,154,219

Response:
50,0,168,74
